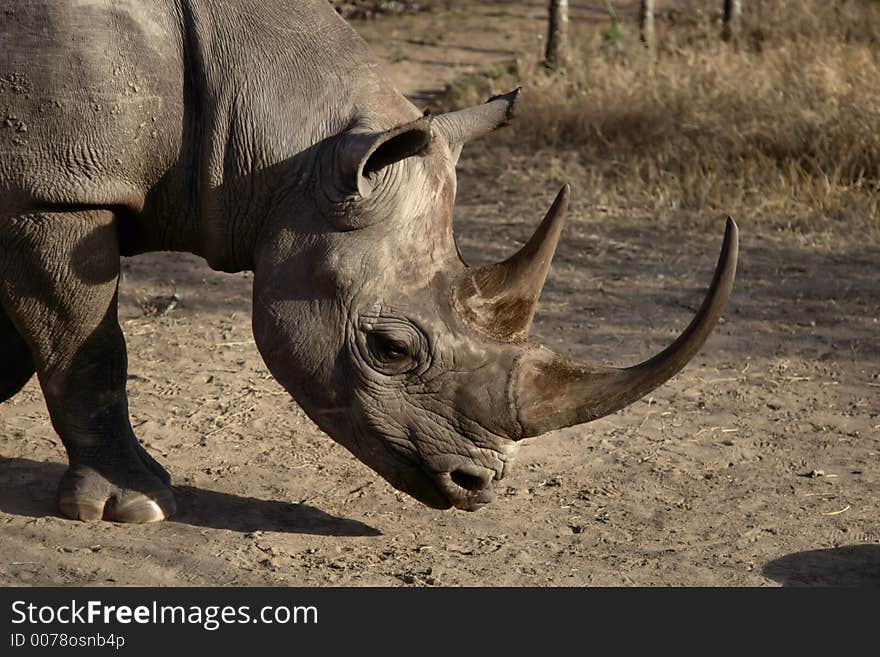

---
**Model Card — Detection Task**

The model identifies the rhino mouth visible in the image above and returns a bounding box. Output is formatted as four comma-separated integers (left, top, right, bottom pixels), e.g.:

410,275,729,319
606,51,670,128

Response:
420,440,513,511
364,448,454,510
379,459,500,511
382,465,498,512
332,414,509,511
433,466,498,511
401,471,453,510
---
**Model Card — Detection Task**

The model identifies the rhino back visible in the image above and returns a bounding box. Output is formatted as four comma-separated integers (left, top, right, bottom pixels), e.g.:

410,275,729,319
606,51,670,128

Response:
0,0,186,215
1,0,415,261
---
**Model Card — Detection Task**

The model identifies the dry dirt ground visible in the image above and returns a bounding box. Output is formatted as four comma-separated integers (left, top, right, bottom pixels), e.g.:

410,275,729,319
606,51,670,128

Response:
1,1,878,587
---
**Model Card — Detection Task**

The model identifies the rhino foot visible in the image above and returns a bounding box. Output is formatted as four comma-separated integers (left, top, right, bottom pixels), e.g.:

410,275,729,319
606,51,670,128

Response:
57,459,176,524
134,441,172,486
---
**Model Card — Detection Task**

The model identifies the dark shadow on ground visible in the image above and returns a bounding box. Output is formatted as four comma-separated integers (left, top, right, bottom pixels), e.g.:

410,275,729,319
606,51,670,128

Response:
171,484,380,536
763,545,880,586
0,457,380,537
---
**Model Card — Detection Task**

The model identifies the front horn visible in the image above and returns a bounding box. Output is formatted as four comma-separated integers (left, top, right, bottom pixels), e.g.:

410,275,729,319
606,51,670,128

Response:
512,218,739,438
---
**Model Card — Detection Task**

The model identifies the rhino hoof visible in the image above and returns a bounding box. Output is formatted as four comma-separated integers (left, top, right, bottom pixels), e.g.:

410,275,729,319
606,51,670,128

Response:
59,488,175,523
57,464,176,523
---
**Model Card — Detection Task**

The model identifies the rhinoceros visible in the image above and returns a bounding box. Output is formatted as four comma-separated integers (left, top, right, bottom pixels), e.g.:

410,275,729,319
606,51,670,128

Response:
0,0,738,523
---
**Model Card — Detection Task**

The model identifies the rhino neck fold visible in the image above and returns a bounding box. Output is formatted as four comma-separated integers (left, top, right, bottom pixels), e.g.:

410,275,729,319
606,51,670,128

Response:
176,0,413,273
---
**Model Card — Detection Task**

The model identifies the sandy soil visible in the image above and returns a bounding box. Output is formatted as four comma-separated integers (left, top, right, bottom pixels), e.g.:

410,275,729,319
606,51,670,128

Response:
1,1,878,587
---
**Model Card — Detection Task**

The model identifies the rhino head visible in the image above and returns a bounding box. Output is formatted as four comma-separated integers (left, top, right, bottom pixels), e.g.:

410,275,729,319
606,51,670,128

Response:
251,90,738,511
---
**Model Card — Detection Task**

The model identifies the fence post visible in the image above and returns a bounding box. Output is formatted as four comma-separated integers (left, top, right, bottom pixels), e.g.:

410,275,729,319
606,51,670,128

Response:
546,0,570,69
721,0,742,43
639,0,656,57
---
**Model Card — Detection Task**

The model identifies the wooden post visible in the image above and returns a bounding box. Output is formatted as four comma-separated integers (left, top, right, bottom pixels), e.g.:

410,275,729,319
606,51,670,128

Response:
545,0,570,70
722,0,742,43
639,0,656,56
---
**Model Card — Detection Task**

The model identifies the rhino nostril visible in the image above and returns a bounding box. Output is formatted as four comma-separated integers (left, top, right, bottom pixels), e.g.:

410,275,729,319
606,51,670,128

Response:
450,469,489,493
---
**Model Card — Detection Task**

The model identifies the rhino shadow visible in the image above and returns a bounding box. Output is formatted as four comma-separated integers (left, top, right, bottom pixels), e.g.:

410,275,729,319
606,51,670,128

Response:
0,457,380,537
763,545,880,587
169,484,381,536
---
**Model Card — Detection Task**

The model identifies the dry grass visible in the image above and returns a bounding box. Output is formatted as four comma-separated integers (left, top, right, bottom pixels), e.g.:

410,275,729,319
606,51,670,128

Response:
436,0,880,238
331,0,438,20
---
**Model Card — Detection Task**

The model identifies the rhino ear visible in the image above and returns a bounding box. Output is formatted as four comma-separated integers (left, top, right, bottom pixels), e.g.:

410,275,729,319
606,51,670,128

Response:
337,116,435,199
434,88,520,165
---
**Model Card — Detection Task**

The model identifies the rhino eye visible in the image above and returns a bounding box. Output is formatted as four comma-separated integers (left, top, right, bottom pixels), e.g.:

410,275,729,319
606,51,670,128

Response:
357,319,429,377
367,332,411,364
357,315,430,377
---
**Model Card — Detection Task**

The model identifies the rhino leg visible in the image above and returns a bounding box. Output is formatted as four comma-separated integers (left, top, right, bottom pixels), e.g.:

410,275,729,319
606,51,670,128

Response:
0,308,35,403
0,210,174,523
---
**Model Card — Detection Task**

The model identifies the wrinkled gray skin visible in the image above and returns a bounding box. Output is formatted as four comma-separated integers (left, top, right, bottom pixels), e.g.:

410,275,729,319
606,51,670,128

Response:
0,0,738,523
